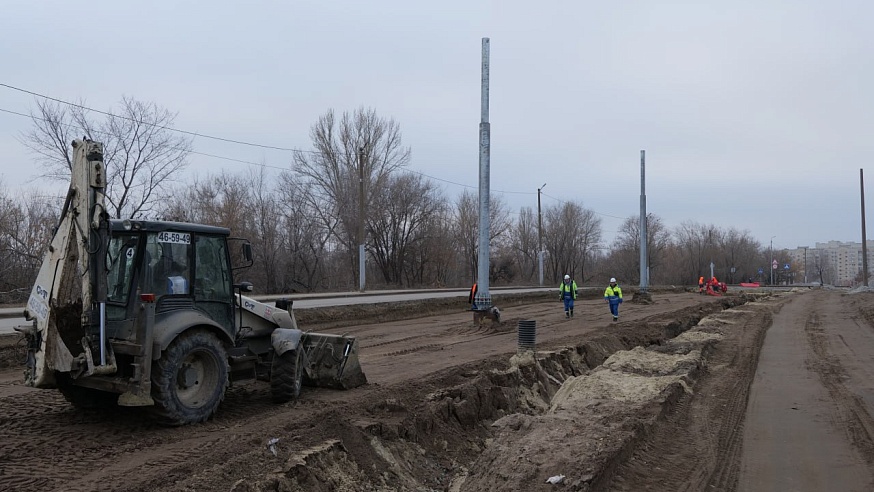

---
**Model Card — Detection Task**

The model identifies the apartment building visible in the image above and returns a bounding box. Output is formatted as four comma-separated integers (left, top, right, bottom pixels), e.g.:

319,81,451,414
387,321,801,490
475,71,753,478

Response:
785,241,874,287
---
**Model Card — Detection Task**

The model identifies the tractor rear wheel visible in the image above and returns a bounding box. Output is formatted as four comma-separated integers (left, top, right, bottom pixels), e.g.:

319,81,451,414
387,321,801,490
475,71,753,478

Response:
151,330,228,426
270,349,303,403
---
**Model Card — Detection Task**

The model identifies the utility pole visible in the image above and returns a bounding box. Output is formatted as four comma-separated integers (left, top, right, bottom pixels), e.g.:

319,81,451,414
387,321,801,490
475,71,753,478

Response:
474,37,492,313
639,150,648,293
770,236,775,286
861,169,869,287
358,146,366,292
537,183,546,286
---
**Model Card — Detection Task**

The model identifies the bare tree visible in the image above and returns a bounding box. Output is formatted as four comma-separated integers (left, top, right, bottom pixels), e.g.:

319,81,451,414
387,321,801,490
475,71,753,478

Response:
0,184,58,303
716,228,760,284
609,213,671,284
674,221,719,283
158,171,252,229
367,172,445,286
453,190,478,283
21,97,192,219
508,207,538,283
409,209,456,287
543,201,602,284
277,170,340,292
292,108,411,287
247,166,285,293
157,171,263,285
451,190,512,284
811,250,831,286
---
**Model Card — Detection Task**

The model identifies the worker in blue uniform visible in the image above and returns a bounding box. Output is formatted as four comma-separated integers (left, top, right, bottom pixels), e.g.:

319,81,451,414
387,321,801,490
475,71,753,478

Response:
604,277,623,321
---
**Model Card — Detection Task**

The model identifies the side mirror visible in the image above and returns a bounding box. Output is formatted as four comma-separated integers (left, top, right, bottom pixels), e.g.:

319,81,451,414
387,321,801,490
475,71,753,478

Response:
237,281,254,293
228,237,255,270
275,298,292,311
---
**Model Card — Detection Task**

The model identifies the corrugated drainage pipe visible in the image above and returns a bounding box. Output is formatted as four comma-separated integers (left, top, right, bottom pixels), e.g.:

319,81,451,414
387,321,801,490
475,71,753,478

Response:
517,320,536,352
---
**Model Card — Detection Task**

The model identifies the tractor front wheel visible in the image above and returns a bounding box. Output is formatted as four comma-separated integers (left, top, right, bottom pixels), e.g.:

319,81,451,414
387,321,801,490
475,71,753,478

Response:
270,349,303,403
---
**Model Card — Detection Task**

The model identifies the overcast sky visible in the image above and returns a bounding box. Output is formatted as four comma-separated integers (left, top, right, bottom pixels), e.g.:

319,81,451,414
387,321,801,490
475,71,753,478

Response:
2,1,872,250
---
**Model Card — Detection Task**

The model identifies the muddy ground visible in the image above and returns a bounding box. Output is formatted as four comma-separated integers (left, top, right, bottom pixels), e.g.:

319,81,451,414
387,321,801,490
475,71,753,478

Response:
1,287,873,491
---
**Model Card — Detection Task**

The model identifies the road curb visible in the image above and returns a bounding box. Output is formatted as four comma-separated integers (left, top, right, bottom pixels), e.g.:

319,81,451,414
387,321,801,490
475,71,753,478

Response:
0,286,555,319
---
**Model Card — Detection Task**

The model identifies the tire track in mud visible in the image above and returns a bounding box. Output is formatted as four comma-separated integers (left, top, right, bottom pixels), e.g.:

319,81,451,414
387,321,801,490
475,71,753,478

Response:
360,334,431,349
358,317,520,359
607,301,776,492
704,305,774,491
0,292,724,492
0,395,161,491
58,431,233,492
804,296,874,464
0,381,350,492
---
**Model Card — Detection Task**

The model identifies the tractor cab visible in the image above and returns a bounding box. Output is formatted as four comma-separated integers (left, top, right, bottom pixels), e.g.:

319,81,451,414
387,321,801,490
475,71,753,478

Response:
104,220,248,343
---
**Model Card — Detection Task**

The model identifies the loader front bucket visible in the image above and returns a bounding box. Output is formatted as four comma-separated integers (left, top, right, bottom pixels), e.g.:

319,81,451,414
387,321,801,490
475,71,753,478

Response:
300,333,367,390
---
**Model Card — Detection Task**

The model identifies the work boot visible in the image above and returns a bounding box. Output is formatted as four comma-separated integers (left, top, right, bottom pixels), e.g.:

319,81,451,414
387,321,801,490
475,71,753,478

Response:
613,316,618,322
565,311,570,318
570,309,574,317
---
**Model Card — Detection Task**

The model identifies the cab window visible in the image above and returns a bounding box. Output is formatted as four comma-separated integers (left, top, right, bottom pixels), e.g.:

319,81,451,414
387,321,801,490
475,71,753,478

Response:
106,234,139,303
195,236,230,301
144,231,192,297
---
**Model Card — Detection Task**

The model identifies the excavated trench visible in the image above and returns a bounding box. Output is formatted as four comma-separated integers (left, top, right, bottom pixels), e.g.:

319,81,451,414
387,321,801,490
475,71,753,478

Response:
223,293,766,492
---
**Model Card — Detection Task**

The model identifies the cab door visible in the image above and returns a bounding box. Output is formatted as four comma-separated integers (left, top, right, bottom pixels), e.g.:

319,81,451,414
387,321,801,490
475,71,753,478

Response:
193,235,234,330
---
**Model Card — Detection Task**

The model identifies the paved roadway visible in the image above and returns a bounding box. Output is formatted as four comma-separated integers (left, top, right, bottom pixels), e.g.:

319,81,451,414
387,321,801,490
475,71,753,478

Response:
0,287,553,335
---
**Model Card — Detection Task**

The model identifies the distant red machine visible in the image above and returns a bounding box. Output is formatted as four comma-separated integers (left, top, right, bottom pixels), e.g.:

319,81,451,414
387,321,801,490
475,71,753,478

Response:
699,277,727,296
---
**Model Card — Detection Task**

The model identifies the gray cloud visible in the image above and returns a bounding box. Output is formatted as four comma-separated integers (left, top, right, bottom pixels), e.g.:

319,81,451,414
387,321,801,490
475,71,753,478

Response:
1,0,872,249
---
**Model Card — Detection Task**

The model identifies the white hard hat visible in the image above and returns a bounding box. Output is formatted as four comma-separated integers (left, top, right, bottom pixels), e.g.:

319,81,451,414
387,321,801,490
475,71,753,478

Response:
610,277,616,283
564,274,570,280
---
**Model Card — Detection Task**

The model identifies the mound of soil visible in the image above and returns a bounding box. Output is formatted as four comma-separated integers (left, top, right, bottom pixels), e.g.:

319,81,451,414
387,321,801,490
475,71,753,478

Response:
0,290,780,492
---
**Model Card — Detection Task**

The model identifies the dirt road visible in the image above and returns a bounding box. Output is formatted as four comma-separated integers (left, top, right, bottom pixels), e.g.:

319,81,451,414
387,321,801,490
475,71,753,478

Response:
737,289,874,491
0,288,872,491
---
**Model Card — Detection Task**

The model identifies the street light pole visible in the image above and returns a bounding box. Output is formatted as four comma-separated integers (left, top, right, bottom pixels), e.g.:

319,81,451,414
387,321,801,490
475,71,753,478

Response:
861,169,869,287
803,246,808,284
770,236,776,286
358,146,366,292
537,183,546,287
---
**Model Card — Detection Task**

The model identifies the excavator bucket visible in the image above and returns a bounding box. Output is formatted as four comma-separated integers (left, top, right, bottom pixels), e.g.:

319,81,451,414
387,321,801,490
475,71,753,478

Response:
300,333,367,390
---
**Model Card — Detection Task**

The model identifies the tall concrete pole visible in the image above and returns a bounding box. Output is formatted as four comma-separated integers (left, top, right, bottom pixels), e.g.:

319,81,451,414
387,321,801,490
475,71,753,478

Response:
639,150,648,292
861,168,869,287
475,37,492,309
537,183,546,287
358,146,366,292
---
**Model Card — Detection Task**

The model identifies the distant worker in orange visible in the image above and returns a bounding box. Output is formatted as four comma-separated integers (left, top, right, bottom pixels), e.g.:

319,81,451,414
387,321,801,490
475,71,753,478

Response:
698,276,704,293
706,276,719,294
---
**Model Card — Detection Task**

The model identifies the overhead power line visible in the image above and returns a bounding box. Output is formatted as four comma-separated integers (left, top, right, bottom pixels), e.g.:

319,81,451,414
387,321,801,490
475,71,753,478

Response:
0,82,304,152
0,107,284,170
1,82,549,198
402,168,533,196
541,192,626,220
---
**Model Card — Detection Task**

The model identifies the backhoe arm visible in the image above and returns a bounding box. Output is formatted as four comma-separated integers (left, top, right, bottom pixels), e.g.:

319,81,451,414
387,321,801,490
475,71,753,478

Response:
22,139,110,387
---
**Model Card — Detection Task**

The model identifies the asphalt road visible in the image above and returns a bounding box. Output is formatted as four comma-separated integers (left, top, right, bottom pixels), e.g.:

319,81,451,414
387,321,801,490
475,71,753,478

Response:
0,287,553,334
0,316,24,335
